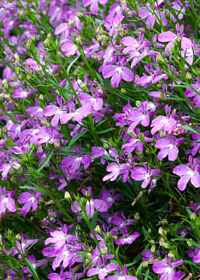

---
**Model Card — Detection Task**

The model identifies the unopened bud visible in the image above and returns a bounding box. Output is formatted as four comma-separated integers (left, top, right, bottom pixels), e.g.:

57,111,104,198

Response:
159,238,170,248
151,245,156,254
135,100,141,107
2,79,8,88
158,227,167,236
95,225,101,234
190,212,196,220
16,234,21,241
156,53,165,64
85,252,92,261
64,191,71,200
168,252,175,260
100,244,108,255
134,212,140,220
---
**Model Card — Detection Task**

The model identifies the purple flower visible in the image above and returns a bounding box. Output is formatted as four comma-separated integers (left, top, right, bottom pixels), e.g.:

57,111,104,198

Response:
116,232,139,245
151,105,177,135
12,235,38,258
111,211,137,229
61,150,92,174
13,88,36,99
173,156,200,191
61,39,80,57
71,198,108,218
153,257,184,280
87,263,118,280
106,266,137,280
102,64,134,88
141,249,155,262
131,165,160,189
127,101,156,131
83,0,108,14
100,189,123,208
0,187,16,217
155,136,184,161
18,191,43,215
103,162,122,182
188,247,200,263
122,129,152,155
158,24,193,52
45,230,78,251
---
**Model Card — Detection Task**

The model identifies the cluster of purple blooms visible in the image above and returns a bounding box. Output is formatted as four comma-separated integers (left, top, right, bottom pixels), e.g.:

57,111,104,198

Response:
0,0,200,279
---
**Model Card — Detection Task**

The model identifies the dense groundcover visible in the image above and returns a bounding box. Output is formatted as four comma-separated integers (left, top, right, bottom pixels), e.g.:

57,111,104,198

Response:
1,0,200,279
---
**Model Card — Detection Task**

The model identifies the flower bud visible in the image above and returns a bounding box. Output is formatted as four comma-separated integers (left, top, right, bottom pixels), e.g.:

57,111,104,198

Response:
64,191,71,200
2,79,8,89
158,227,167,236
85,252,92,261
159,238,170,248
168,252,175,260
16,234,21,241
156,53,165,64
100,244,108,255
95,225,101,234
189,212,196,220
151,245,156,254
186,238,194,248
134,212,140,220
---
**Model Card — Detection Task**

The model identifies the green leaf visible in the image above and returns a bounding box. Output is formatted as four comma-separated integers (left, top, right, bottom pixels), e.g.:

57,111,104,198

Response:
91,211,98,229
67,55,80,74
97,128,115,134
19,185,43,192
68,130,87,147
36,151,54,173
182,125,200,135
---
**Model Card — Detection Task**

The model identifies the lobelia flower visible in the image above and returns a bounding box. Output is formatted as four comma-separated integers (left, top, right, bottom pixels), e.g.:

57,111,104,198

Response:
45,227,78,252
106,265,138,280
131,164,160,189
137,1,166,29
158,24,193,66
122,129,152,155
87,263,118,280
185,79,200,108
21,255,47,277
188,247,200,263
105,3,124,22
135,67,168,87
152,257,184,280
173,156,200,191
83,0,108,14
141,249,156,262
126,101,156,131
116,230,140,245
0,187,16,217
102,64,134,88
12,88,36,99
155,136,184,161
61,150,92,174
44,244,82,271
12,235,38,259
151,105,178,135
18,191,43,215
61,39,80,57
190,202,200,214
3,18,20,38
158,24,193,52
100,189,123,208
121,35,158,69
48,267,84,280
71,198,108,218
110,211,137,230
102,160,133,183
